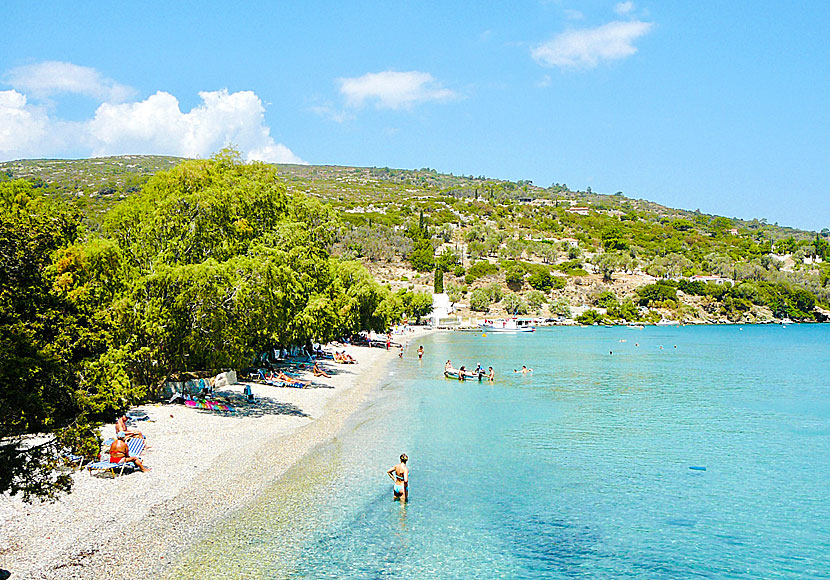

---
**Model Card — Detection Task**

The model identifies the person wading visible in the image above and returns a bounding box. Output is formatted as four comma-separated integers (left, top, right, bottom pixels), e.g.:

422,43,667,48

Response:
387,454,409,501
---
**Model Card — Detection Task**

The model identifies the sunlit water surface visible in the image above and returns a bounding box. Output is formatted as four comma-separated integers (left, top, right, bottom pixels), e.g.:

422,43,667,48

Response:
169,325,830,579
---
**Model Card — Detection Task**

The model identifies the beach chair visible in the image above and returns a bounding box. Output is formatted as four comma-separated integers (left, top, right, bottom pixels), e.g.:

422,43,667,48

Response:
87,437,146,477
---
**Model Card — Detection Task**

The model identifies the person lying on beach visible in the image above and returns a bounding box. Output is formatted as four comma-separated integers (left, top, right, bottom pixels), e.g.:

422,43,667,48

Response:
115,414,145,439
312,362,331,378
387,454,409,501
275,371,311,386
109,432,149,472
334,351,356,363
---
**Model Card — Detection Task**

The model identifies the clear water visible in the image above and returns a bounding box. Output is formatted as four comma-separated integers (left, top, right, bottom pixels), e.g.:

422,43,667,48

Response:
169,325,830,579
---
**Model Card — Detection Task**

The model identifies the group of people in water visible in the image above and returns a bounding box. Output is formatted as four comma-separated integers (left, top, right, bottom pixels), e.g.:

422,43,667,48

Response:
444,360,495,381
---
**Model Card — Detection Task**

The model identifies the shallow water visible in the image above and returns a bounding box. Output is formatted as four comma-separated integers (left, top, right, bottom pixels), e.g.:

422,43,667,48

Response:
170,325,830,579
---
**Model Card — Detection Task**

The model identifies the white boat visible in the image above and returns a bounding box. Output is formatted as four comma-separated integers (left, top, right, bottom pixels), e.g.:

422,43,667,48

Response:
480,317,536,333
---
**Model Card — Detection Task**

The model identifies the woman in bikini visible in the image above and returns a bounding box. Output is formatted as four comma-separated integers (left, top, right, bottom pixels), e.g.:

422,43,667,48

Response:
387,454,409,501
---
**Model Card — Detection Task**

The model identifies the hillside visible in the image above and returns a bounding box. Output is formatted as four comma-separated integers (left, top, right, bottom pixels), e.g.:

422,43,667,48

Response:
2,155,828,324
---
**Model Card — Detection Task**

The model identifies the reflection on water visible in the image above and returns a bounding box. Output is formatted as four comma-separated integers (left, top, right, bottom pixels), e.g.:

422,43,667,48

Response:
171,326,830,579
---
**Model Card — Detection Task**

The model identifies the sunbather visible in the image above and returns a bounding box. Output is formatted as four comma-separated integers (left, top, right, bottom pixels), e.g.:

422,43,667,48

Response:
115,414,144,439
276,371,310,386
109,432,149,472
312,362,331,378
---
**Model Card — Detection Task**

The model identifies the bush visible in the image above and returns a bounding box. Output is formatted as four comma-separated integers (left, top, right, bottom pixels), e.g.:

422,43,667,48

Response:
465,260,499,284
505,265,525,286
594,290,618,308
637,283,678,306
527,270,554,292
453,265,465,277
576,309,603,325
469,288,491,312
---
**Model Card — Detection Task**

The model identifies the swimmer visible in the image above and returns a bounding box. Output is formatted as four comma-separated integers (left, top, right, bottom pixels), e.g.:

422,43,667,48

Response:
387,454,409,501
514,365,532,374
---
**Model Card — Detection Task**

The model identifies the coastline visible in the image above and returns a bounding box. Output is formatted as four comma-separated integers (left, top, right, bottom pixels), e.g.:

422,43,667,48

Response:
0,329,432,579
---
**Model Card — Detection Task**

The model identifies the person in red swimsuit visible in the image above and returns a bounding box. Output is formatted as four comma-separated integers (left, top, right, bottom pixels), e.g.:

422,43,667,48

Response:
109,433,149,472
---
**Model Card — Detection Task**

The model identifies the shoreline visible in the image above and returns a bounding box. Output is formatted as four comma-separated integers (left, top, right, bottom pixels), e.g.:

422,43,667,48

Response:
0,329,432,579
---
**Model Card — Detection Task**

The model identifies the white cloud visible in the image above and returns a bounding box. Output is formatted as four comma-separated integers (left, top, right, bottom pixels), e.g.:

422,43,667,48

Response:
0,62,304,164
532,20,653,69
614,1,635,15
5,61,135,102
88,89,305,163
0,90,48,156
338,71,456,110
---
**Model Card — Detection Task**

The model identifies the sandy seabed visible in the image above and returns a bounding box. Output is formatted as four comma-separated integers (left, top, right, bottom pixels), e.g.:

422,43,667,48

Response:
0,330,431,579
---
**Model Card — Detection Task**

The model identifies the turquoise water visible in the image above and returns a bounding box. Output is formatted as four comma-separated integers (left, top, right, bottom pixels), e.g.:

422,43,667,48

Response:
173,325,830,579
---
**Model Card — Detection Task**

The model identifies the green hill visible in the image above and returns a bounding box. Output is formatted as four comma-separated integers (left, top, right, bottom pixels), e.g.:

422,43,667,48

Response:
2,154,828,322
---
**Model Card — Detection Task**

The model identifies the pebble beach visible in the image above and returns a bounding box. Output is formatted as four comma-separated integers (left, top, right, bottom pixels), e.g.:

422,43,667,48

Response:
0,332,429,579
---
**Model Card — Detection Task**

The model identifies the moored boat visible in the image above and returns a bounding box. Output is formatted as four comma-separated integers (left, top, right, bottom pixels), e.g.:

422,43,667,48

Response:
480,317,536,333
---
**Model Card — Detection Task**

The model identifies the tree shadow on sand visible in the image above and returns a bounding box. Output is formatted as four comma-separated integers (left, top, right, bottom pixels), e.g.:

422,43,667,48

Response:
190,390,311,419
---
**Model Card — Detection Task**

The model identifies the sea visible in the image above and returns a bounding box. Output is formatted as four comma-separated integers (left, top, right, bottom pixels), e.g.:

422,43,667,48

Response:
168,325,830,579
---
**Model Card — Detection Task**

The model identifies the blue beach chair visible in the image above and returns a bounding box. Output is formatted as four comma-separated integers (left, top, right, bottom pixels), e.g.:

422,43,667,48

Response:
87,438,146,477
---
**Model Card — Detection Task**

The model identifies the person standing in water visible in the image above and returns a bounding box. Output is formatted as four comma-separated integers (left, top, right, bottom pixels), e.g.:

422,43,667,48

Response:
488,366,495,382
417,345,424,360
387,454,409,501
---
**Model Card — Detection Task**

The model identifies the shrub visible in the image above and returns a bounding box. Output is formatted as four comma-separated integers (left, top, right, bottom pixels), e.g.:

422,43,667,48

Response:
594,290,618,308
469,288,491,312
527,270,554,292
576,309,603,325
505,265,525,286
465,260,499,284
453,265,465,277
637,283,678,306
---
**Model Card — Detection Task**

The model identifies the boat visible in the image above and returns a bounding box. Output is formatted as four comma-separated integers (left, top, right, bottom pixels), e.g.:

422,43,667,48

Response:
480,317,536,333
444,368,484,381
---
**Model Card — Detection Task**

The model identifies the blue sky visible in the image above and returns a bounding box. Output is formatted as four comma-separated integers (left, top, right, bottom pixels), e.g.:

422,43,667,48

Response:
1,1,828,231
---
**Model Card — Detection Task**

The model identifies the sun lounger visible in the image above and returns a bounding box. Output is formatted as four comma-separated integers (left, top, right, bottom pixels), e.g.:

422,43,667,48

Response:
87,438,146,477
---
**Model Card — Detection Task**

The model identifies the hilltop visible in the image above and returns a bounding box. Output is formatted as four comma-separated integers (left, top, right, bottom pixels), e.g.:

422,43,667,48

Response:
2,155,828,324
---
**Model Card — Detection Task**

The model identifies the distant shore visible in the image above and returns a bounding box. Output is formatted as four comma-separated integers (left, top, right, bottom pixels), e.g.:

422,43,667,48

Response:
0,328,432,579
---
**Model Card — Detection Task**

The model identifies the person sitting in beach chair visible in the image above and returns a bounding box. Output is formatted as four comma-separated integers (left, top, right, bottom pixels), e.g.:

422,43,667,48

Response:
115,414,145,440
109,432,149,472
312,362,331,378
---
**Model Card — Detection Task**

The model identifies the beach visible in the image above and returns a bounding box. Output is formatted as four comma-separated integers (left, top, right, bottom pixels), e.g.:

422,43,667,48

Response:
0,331,429,579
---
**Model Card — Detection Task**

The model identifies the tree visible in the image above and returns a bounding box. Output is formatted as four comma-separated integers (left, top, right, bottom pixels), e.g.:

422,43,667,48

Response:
527,270,554,292
469,288,491,311
594,252,626,282
576,309,602,324
505,265,525,289
525,290,546,314
434,268,444,293
501,292,528,315
409,238,435,272
0,181,114,501
435,248,459,272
